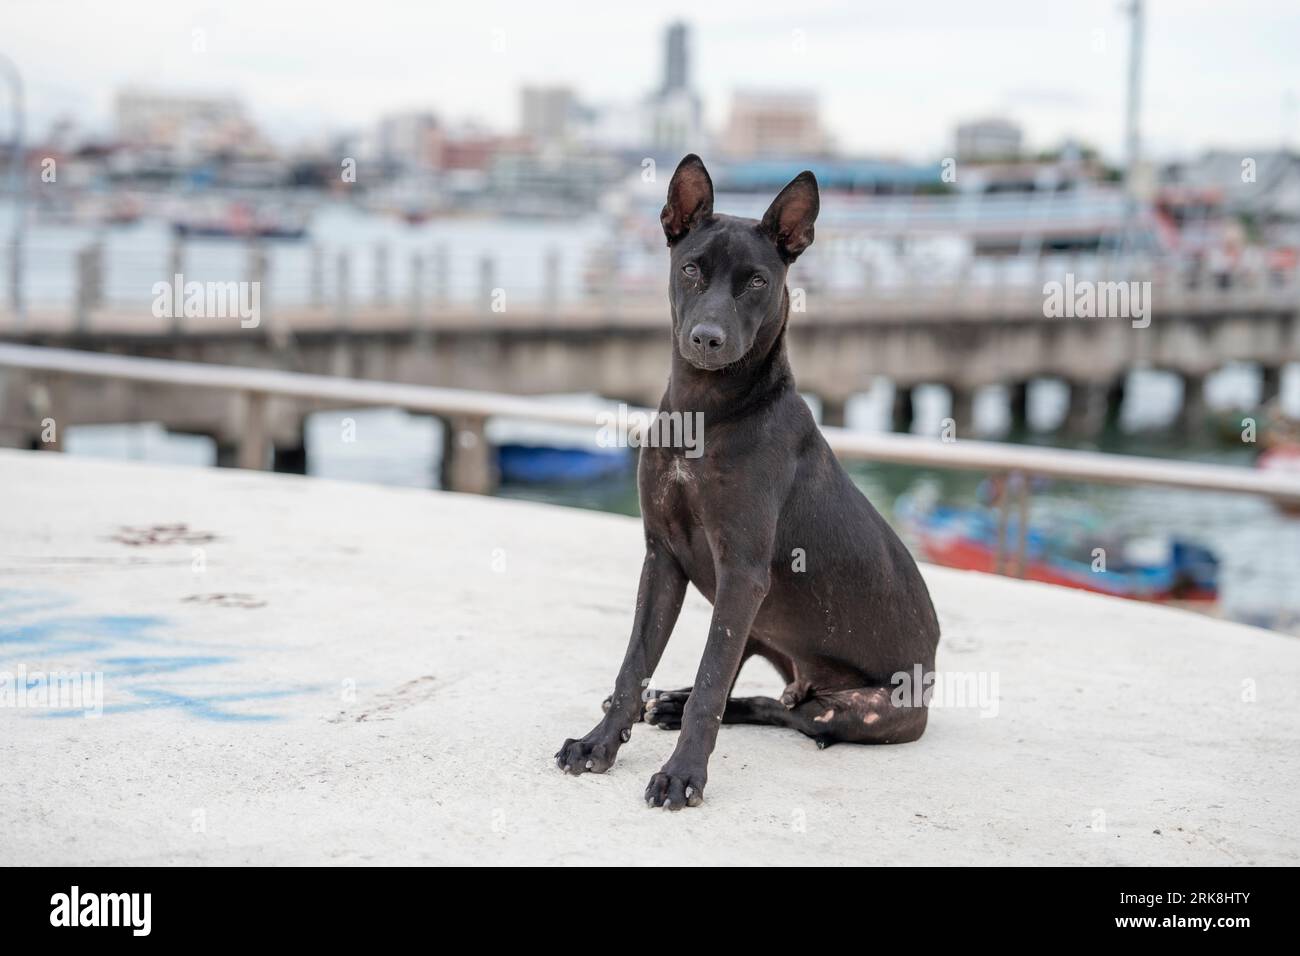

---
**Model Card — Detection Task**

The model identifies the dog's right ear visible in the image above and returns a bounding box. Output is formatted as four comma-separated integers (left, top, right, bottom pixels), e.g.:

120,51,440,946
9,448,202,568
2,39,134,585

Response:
661,154,714,246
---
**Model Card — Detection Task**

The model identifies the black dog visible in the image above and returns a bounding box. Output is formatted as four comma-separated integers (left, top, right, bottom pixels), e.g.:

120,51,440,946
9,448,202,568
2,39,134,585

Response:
556,154,940,809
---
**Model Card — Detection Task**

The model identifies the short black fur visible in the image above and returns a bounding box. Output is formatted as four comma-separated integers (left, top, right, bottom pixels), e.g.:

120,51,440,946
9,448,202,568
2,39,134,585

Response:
556,154,941,809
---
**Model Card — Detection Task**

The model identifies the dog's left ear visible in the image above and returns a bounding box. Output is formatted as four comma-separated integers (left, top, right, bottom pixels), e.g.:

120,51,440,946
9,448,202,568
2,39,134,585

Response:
760,171,819,263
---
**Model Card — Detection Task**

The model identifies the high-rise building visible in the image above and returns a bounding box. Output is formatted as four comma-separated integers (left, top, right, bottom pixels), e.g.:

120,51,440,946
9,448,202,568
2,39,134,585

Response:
721,91,827,158
662,21,689,94
521,86,578,146
648,21,703,153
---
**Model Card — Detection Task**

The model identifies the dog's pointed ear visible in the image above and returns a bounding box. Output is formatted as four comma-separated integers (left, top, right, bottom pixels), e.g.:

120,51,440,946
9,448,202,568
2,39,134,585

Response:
760,171,819,263
661,154,714,245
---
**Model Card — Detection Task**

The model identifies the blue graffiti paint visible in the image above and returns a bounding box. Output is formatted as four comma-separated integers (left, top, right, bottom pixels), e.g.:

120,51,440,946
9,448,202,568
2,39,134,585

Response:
100,655,235,677
1,589,312,723
0,615,170,659
42,687,311,722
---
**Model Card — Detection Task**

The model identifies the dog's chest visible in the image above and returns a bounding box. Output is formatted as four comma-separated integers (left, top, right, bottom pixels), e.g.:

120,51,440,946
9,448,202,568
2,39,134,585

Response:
643,450,705,531
649,452,696,509
643,452,718,588
664,456,693,487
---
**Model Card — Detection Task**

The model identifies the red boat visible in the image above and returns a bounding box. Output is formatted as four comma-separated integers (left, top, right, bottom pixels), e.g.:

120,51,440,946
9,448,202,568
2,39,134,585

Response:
895,490,1220,604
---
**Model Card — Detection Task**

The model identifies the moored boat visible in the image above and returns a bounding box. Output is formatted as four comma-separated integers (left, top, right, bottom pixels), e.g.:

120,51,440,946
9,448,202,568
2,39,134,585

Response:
171,200,309,240
895,489,1220,604
486,395,634,485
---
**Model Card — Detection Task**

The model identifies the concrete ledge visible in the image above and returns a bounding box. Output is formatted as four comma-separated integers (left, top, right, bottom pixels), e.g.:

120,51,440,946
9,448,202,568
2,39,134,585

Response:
1,449,1297,865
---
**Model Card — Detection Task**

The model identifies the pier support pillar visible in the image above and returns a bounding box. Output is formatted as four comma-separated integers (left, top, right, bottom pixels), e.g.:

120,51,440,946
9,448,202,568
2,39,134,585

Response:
1104,376,1127,431
1008,380,1030,433
820,397,847,429
236,391,270,471
440,415,495,495
1179,374,1207,433
273,442,308,475
329,337,353,378
1260,365,1281,407
891,385,914,434
1063,381,1107,436
0,428,37,450
948,386,975,437
29,375,67,452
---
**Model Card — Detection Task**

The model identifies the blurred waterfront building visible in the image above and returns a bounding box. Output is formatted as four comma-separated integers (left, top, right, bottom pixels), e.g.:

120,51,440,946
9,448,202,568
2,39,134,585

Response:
115,89,269,162
438,127,529,171
488,149,623,214
1170,150,1300,220
521,86,581,147
955,117,1024,163
111,88,284,187
1161,149,1300,249
955,150,1108,195
375,111,441,172
721,91,828,158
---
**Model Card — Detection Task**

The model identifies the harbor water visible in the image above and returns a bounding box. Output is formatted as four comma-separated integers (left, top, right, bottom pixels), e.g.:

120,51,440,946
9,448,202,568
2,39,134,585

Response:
60,368,1300,636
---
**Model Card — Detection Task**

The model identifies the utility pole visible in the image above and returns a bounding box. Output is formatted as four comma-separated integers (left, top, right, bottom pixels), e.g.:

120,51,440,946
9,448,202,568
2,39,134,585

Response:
1122,0,1145,253
0,52,24,329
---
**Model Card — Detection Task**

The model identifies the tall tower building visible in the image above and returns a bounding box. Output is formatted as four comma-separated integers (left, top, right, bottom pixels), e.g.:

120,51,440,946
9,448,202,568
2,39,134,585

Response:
662,21,689,94
650,21,703,152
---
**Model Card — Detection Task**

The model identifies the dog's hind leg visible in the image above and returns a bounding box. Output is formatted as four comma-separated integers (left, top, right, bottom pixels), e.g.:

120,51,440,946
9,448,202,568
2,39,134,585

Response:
646,684,929,746
642,638,802,729
644,689,789,729
604,639,775,721
790,687,929,748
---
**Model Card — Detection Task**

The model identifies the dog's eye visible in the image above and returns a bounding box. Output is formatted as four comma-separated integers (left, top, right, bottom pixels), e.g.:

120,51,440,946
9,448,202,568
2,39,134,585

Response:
682,263,699,278
748,274,767,289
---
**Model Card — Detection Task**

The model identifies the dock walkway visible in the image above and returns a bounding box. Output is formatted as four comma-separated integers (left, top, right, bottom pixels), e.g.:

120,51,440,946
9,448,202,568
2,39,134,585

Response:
1,450,1296,865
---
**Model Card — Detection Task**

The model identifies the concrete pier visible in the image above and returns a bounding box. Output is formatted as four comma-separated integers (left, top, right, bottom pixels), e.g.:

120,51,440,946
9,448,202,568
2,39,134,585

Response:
8,274,1300,447
1,450,1298,865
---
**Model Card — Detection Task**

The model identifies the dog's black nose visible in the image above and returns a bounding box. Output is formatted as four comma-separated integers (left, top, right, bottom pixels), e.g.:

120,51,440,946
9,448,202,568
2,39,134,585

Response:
689,323,726,353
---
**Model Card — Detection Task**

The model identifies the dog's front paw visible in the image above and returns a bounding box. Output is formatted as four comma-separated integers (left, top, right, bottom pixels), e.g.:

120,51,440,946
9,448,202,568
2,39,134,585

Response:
644,766,705,810
554,729,624,776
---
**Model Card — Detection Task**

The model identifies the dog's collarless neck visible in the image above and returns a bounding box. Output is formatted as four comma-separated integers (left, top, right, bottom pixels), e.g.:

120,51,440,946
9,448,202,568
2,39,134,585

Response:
667,323,794,423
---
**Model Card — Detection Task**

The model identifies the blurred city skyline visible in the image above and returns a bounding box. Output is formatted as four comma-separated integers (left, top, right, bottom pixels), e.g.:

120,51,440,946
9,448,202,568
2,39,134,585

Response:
6,0,1300,162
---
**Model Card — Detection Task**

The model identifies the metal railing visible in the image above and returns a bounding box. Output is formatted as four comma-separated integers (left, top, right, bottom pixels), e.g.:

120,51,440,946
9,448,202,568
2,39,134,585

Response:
7,234,1300,331
2,342,1297,574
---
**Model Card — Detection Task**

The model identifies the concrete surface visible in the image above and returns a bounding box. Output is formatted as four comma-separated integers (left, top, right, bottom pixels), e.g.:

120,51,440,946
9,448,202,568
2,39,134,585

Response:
1,448,1297,866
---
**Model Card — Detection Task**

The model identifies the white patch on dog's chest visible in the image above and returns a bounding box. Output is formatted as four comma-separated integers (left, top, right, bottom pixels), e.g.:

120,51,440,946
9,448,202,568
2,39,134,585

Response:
653,456,695,509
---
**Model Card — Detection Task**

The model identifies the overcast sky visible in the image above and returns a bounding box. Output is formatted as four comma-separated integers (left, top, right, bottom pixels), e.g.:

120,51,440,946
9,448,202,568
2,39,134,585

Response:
5,0,1298,161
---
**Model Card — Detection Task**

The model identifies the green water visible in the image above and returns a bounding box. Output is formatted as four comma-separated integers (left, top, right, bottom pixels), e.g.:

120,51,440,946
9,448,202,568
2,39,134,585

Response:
496,426,1299,634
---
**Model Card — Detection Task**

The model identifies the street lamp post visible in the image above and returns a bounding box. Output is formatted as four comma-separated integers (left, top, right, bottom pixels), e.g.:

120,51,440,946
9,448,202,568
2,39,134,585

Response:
0,52,25,329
